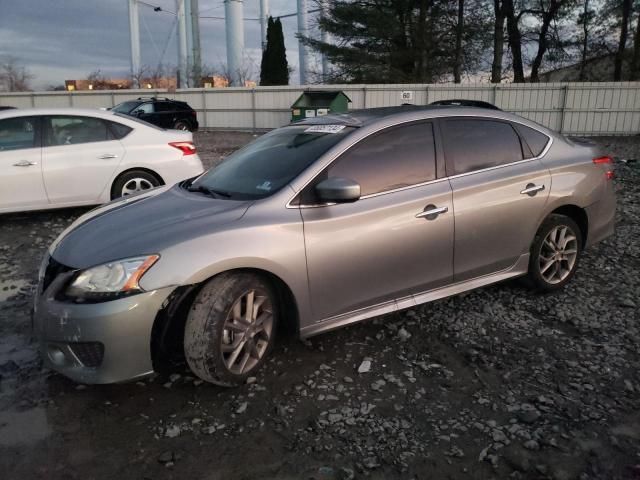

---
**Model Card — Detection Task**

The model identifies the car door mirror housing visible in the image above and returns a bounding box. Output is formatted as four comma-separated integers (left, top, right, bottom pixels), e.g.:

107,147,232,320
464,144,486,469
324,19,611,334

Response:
315,177,361,203
133,109,143,116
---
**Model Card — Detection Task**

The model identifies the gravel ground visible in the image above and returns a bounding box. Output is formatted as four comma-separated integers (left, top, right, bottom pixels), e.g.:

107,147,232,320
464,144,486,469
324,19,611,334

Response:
0,132,638,480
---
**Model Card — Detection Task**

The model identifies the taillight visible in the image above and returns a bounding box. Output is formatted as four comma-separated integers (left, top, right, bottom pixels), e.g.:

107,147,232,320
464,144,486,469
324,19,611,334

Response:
169,141,196,156
593,156,614,180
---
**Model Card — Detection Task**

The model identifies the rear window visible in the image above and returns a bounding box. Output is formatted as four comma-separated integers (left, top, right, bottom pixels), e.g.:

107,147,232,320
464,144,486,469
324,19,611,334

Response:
190,125,355,200
515,124,550,157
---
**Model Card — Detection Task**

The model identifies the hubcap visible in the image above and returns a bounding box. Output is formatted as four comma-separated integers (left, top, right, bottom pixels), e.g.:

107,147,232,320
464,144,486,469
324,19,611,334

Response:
221,289,273,375
538,225,578,284
176,123,189,131
121,178,154,196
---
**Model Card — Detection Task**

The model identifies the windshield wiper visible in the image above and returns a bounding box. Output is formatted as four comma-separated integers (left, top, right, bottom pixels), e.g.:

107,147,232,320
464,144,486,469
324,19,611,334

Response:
187,184,232,198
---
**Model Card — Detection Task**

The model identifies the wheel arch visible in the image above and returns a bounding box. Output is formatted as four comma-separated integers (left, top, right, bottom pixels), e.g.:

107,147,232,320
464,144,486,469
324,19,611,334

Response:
547,204,589,248
150,267,300,372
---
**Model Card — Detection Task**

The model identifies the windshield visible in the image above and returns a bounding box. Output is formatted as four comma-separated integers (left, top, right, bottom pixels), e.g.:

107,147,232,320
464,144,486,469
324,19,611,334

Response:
112,101,141,114
189,125,355,200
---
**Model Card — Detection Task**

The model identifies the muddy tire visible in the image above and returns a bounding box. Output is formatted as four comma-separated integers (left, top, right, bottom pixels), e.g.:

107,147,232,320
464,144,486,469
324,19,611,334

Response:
184,272,278,386
525,214,582,292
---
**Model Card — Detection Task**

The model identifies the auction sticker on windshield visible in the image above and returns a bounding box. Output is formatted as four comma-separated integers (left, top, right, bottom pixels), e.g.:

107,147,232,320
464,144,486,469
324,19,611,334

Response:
304,125,346,134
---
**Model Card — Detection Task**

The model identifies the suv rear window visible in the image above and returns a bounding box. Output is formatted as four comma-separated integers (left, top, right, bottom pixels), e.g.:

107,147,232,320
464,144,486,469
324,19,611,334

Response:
112,101,141,114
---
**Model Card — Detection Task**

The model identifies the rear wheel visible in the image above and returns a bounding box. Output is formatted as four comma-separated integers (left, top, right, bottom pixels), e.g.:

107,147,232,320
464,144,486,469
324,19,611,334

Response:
526,214,582,292
173,120,191,131
184,272,278,386
111,169,160,199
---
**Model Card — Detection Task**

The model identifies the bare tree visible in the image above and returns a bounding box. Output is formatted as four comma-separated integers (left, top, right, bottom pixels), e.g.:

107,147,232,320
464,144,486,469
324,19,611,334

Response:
631,8,640,80
614,0,632,80
453,0,465,83
0,57,33,92
130,66,150,89
86,70,110,90
492,0,506,83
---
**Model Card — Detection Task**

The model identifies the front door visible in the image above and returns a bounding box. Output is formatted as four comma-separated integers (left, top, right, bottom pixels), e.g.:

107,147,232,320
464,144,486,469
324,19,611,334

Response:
41,115,124,205
440,117,551,281
0,116,47,212
300,121,454,322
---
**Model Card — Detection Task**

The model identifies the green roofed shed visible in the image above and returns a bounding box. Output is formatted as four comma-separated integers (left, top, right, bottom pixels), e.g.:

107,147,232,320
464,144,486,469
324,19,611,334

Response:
291,90,351,122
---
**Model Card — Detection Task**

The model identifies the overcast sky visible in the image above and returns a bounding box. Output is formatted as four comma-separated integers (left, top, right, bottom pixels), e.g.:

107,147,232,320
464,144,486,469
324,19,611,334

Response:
0,0,318,89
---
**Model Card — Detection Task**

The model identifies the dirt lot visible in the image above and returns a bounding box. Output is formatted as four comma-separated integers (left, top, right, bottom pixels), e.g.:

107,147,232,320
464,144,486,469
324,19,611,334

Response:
0,132,638,480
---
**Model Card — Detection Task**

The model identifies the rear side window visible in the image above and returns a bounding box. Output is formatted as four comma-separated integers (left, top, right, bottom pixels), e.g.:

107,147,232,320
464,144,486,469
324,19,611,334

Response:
327,122,436,196
515,124,549,157
107,121,133,139
155,102,175,112
442,119,523,175
0,117,37,151
46,116,110,146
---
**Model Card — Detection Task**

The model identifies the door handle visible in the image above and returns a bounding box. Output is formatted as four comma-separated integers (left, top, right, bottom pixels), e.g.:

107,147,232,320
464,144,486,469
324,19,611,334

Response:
520,183,545,196
98,154,117,159
13,160,37,167
415,205,448,219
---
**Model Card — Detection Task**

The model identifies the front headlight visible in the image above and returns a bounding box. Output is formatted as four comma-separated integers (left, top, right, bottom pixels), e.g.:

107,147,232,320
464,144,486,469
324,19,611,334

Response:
65,255,159,302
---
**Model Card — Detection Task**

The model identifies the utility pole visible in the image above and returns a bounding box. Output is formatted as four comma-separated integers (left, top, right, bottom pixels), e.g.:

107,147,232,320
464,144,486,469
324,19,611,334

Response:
320,0,329,81
191,0,202,86
225,0,245,86
260,0,269,50
297,0,309,85
128,0,141,87
177,0,189,88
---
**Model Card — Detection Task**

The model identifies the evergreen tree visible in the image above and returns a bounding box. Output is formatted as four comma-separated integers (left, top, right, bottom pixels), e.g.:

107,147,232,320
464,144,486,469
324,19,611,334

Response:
260,17,289,86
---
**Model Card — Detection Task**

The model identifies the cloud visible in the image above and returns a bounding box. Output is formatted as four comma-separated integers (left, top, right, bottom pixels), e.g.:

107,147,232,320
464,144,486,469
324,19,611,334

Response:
0,0,324,89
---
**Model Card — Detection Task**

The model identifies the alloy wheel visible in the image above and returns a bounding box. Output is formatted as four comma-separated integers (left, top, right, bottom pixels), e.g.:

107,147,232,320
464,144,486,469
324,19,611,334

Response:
221,289,274,375
121,178,154,196
538,225,578,284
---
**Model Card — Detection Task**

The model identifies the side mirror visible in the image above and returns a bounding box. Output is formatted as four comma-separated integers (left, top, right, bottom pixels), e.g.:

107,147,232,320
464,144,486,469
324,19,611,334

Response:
133,109,143,116
315,177,361,203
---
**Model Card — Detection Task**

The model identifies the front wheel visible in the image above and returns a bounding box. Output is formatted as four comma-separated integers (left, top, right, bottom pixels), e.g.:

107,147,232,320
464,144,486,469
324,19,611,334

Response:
173,120,191,131
526,214,582,292
184,272,278,386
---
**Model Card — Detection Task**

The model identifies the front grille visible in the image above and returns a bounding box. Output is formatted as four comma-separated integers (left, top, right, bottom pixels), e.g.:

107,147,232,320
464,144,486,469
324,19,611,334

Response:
69,342,105,367
42,257,73,293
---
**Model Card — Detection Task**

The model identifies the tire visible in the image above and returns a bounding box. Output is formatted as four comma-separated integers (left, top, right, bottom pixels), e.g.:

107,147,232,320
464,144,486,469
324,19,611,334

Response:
173,120,191,131
525,214,583,292
111,170,161,200
184,272,278,386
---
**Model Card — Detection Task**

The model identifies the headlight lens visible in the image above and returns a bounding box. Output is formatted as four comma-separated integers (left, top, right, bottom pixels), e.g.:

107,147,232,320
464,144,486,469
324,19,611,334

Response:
65,255,159,301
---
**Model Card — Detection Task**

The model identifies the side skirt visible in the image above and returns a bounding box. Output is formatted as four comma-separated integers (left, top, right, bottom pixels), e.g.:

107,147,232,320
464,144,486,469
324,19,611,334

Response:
299,253,530,338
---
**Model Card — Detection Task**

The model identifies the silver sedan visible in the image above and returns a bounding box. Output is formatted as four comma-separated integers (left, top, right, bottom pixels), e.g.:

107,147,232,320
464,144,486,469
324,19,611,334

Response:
33,106,616,386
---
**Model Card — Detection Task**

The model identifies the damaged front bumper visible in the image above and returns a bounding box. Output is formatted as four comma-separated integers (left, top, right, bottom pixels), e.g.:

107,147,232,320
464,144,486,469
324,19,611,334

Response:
33,266,175,384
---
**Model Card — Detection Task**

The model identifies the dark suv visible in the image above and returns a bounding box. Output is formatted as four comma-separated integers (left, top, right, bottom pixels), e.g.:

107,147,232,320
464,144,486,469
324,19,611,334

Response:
111,97,199,131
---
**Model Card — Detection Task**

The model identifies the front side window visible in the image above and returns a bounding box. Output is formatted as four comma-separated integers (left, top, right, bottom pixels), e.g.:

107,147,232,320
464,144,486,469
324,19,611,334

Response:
45,116,110,146
190,125,355,200
0,117,37,151
326,122,436,196
442,119,524,175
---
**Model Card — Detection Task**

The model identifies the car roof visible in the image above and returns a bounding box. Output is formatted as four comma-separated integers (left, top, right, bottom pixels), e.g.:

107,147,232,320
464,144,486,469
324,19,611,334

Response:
0,107,128,120
292,105,555,136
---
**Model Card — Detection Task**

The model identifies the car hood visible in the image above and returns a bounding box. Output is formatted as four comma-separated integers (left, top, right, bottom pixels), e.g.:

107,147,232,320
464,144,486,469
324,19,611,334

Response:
51,185,252,269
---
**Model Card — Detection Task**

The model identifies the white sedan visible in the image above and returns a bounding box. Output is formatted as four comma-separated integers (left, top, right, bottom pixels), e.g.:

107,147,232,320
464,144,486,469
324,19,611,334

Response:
0,108,204,214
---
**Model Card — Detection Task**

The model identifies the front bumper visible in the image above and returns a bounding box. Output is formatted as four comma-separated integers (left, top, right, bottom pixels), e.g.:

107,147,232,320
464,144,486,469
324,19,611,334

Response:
33,271,175,384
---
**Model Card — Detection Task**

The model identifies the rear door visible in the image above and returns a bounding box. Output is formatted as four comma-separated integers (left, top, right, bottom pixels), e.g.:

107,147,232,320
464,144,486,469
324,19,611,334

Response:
440,117,551,281
300,121,454,322
0,116,47,212
41,115,125,205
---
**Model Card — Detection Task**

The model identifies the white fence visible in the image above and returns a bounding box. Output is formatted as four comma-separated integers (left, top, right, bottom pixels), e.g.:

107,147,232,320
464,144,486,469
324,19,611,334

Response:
2,82,639,135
